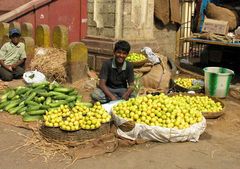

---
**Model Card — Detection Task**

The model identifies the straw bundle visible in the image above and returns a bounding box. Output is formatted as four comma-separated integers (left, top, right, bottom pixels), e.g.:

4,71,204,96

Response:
30,48,67,83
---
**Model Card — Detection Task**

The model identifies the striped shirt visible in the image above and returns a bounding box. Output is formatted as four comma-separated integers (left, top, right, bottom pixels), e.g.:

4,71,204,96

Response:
0,42,26,65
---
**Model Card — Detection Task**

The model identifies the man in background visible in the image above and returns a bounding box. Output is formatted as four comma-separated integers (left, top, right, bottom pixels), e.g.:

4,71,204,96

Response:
0,28,26,81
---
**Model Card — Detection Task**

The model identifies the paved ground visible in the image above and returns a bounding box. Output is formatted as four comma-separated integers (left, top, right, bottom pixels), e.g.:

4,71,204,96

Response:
0,80,240,169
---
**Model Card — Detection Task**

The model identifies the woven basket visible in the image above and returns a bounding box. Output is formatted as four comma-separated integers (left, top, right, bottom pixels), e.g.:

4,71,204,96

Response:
168,93,225,119
170,75,204,93
130,58,148,68
39,122,111,142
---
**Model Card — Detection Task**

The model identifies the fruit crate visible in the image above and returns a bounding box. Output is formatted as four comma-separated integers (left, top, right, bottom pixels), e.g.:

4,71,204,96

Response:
40,122,111,142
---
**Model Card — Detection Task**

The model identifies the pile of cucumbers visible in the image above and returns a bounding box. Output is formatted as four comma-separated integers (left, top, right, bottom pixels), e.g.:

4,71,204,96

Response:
0,81,82,122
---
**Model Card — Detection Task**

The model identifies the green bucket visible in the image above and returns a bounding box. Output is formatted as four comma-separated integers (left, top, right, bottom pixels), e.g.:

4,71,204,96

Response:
203,67,234,98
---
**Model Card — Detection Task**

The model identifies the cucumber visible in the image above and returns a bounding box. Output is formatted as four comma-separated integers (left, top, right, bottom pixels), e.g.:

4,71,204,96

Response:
22,114,43,122
45,97,52,105
38,92,52,97
35,84,47,90
53,94,69,100
30,81,49,88
12,95,20,100
66,96,77,102
16,87,30,95
53,87,74,93
41,105,50,109
26,92,37,101
48,91,67,96
49,82,60,90
17,107,27,115
27,110,46,115
27,105,42,111
25,100,39,106
7,90,16,99
19,101,25,106
24,89,33,97
1,91,11,100
9,104,25,114
69,90,78,96
5,100,21,111
49,100,67,107
0,100,11,109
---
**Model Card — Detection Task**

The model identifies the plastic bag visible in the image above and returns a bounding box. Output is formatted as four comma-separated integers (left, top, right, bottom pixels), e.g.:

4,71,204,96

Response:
141,47,160,65
23,70,47,84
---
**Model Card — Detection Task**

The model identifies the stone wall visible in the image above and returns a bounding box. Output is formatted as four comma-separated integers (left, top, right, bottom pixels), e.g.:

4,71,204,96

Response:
87,0,116,38
154,21,178,59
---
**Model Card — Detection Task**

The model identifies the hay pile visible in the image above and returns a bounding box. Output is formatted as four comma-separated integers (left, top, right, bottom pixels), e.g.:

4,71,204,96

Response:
30,48,67,83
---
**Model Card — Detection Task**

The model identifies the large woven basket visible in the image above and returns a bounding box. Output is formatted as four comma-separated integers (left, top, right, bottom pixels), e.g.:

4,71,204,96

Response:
40,122,111,142
168,93,225,119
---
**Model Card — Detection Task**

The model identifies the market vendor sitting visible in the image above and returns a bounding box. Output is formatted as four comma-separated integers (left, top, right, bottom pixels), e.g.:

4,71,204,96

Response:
0,28,26,81
91,40,135,103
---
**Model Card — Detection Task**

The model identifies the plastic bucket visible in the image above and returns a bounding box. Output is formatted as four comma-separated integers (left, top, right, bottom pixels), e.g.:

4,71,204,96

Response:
203,67,234,98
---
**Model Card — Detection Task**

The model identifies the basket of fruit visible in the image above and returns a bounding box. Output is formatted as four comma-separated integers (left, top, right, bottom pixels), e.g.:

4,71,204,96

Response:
168,93,225,119
40,102,112,142
126,52,148,68
171,75,204,93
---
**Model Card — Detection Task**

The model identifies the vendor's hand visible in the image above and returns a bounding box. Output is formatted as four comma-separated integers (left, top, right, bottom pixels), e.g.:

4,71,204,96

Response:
6,65,13,72
122,93,130,101
110,95,118,101
11,64,17,69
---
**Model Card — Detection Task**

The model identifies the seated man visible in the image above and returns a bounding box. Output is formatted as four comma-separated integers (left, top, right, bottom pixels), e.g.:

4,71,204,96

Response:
91,40,135,103
0,28,26,81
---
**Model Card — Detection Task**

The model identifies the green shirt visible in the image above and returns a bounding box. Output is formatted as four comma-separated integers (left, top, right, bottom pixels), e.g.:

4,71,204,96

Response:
0,42,26,65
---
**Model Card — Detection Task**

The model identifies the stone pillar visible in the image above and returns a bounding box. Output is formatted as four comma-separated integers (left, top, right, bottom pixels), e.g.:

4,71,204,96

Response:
9,22,21,31
1,35,10,47
21,23,33,37
67,42,88,83
35,24,50,47
0,22,9,37
20,37,35,70
0,22,9,47
52,25,68,50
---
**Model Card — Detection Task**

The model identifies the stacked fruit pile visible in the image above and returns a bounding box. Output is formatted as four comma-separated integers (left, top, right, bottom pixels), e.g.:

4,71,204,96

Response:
44,102,111,131
126,53,146,62
112,94,222,129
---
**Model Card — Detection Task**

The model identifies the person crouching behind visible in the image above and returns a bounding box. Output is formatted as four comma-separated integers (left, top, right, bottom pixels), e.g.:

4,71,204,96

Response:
0,28,26,81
